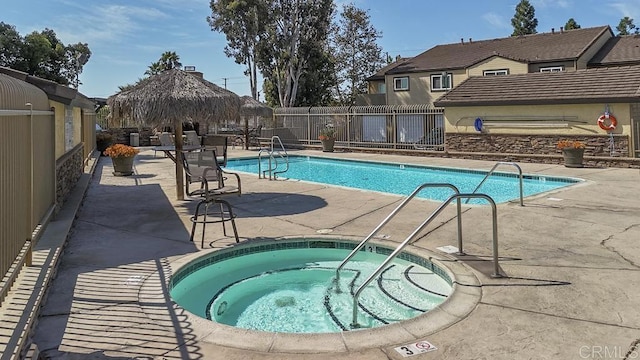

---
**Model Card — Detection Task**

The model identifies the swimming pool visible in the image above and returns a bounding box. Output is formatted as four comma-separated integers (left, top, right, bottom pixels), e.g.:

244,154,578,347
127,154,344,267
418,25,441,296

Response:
225,155,580,204
170,238,453,333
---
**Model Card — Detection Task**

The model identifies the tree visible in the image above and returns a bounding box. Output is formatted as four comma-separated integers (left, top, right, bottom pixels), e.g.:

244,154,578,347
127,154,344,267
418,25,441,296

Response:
145,51,182,76
564,18,581,30
331,3,384,106
257,0,335,107
616,16,639,35
0,23,91,87
208,0,267,100
511,0,538,36
0,22,22,67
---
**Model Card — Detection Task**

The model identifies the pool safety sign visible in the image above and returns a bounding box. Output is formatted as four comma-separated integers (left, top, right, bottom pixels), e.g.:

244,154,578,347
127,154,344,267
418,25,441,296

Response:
394,340,437,357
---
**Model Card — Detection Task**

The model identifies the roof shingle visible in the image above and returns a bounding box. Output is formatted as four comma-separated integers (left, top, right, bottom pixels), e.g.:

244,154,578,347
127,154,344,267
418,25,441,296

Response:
387,26,612,74
589,35,640,66
433,65,640,107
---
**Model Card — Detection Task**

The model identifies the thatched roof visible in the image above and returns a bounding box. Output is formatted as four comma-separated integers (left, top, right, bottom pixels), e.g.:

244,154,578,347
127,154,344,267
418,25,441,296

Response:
240,95,272,117
107,68,241,127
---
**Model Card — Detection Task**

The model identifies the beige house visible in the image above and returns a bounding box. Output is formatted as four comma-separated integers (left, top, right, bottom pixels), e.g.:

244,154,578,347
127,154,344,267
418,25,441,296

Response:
361,26,640,161
363,26,614,106
433,64,640,159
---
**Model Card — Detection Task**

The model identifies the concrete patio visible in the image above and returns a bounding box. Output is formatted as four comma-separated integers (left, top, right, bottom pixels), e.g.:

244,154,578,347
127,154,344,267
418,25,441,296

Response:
27,147,640,359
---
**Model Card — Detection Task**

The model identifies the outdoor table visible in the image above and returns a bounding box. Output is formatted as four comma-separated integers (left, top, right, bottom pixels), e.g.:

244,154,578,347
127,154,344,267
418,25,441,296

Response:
152,145,202,163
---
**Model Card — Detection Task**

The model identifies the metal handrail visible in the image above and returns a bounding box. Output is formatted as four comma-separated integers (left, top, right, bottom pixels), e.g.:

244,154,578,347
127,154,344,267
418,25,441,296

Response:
335,183,462,281
467,162,524,206
350,192,500,328
258,136,289,180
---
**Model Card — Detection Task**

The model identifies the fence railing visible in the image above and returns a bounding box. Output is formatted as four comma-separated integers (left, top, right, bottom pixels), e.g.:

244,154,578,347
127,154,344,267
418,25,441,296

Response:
0,109,56,305
267,105,445,151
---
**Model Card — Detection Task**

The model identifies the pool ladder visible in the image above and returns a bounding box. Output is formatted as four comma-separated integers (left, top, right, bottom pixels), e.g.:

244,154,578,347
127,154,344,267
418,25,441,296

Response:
258,136,289,180
469,162,524,206
335,182,502,329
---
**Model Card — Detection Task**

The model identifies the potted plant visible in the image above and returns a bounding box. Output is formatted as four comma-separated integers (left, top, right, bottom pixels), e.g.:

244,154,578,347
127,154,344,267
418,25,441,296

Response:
104,143,140,176
319,125,336,152
557,140,585,168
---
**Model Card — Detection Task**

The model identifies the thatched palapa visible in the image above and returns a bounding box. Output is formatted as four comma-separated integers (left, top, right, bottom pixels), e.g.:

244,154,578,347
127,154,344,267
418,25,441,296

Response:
239,95,272,149
107,68,242,200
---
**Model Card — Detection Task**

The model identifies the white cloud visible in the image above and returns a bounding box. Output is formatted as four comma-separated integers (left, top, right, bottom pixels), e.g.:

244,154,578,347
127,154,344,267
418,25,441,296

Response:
532,0,572,8
483,12,510,28
54,4,168,44
609,0,640,20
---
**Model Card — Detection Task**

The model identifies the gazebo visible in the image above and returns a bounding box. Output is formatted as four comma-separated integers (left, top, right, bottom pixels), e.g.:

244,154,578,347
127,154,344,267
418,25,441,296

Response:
108,68,241,200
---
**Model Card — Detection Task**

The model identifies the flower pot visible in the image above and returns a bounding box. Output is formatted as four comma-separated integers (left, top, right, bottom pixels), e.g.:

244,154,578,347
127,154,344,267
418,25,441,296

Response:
321,139,335,152
562,148,584,168
111,156,135,176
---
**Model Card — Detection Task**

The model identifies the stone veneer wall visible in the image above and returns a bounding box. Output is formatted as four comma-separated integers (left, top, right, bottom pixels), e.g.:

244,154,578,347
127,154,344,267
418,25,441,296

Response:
56,144,84,209
445,133,629,157
105,127,154,146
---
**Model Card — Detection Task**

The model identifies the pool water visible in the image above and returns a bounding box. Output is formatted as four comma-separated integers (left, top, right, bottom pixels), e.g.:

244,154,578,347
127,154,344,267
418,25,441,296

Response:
170,242,452,333
225,156,579,204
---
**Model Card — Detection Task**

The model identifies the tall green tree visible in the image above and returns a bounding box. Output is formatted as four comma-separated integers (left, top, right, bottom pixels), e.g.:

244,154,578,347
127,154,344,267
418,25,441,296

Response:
145,51,182,76
331,3,384,106
511,0,538,36
208,0,267,100
616,16,639,35
257,0,334,107
0,23,91,87
564,18,581,30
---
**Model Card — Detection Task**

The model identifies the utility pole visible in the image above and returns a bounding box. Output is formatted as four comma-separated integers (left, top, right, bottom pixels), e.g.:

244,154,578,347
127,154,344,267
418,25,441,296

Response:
222,77,228,89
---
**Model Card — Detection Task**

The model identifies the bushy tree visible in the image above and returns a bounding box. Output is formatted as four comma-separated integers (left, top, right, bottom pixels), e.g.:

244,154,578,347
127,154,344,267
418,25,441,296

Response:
257,0,335,107
0,22,91,87
511,0,538,36
331,3,384,106
564,18,581,30
208,0,267,100
617,16,639,35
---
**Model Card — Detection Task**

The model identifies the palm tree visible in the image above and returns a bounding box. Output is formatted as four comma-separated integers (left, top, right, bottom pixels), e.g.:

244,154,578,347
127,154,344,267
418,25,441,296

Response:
145,51,182,76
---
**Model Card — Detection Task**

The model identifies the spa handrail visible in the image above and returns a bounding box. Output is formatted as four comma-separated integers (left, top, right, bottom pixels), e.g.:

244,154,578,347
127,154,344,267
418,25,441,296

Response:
468,162,524,206
350,193,500,328
335,183,462,280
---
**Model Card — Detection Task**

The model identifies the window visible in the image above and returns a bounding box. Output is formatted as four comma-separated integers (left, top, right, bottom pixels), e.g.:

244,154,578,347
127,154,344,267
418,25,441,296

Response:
377,82,386,94
393,77,409,91
540,66,564,73
431,73,452,91
483,69,509,76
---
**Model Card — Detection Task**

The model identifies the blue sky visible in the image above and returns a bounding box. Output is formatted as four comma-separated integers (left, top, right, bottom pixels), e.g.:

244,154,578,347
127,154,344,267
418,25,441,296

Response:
3,0,640,99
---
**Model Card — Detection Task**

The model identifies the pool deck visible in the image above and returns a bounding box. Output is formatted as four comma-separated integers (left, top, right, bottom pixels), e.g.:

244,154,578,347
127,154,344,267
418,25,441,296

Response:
28,148,640,359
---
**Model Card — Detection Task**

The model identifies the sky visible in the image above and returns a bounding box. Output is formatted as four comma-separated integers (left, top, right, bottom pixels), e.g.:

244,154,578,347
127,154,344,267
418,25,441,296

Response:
3,0,640,99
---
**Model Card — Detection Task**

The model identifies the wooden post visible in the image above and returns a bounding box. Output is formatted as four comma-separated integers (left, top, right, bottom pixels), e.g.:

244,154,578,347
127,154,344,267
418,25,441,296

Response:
174,119,185,200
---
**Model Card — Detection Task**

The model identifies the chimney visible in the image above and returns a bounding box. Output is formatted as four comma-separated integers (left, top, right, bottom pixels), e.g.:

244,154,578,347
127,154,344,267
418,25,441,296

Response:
184,65,203,79
552,28,555,34
461,38,464,44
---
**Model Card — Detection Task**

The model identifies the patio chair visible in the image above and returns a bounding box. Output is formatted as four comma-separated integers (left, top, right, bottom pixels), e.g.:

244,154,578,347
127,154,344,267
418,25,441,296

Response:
202,135,228,167
182,149,241,245
155,132,175,157
184,130,201,146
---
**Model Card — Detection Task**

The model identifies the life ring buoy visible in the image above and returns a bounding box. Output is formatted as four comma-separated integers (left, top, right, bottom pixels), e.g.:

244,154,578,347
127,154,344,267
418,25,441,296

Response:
474,117,483,132
597,113,617,131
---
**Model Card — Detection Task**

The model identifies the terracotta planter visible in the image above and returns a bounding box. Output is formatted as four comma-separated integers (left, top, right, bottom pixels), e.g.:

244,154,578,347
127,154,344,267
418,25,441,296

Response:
321,139,335,152
562,148,584,168
111,156,135,176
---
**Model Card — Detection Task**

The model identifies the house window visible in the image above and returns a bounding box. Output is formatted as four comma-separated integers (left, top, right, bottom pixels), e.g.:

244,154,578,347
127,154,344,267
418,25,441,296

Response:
540,66,564,73
393,77,409,91
483,69,509,76
431,73,452,91
378,82,386,94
